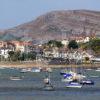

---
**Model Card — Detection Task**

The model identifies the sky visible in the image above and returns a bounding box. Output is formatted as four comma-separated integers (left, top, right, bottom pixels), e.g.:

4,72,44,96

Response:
0,0,100,29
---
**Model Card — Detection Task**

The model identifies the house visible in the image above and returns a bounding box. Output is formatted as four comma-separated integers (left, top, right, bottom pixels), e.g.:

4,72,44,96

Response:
61,39,69,46
10,41,25,52
0,41,7,48
76,36,90,43
0,47,13,59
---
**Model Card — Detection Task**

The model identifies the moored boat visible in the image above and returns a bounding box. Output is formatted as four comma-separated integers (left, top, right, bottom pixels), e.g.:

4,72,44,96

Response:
95,68,100,72
80,80,94,85
31,68,41,72
20,68,32,73
43,84,54,91
10,76,22,80
66,81,82,88
61,70,86,82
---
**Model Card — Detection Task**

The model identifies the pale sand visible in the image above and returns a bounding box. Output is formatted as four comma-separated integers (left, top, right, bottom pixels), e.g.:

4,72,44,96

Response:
0,61,99,69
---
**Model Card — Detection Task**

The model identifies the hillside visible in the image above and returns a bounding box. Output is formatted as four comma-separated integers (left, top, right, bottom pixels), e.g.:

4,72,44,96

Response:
0,10,100,41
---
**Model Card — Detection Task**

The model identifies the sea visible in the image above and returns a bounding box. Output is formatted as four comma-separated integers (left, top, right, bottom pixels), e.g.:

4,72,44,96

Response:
0,67,100,100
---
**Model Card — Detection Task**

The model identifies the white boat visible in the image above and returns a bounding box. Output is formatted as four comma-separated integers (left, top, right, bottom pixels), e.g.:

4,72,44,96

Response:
95,68,100,72
61,70,86,82
66,81,82,88
85,69,92,71
20,68,32,73
31,68,41,72
43,69,54,91
61,77,73,82
91,57,100,62
10,76,22,80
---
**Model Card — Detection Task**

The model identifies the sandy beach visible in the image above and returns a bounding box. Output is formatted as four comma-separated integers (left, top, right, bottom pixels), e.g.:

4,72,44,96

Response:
0,61,99,69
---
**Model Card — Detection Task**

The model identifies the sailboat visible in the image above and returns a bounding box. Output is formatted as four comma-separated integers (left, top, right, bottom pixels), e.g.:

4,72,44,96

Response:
42,60,54,91
61,51,84,88
61,69,86,81
43,70,54,90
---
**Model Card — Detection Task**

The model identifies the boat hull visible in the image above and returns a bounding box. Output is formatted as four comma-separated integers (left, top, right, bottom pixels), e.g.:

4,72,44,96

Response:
66,82,82,88
43,84,54,91
80,80,94,85
66,85,82,88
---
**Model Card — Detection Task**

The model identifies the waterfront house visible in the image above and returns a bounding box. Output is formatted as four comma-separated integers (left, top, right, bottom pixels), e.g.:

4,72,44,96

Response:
0,47,13,59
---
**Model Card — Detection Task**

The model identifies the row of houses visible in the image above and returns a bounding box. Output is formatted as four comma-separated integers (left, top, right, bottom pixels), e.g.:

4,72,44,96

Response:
0,32,95,59
43,47,93,60
61,36,90,46
0,40,34,59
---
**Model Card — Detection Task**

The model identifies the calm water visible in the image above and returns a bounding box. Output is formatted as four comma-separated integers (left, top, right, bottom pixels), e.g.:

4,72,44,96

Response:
0,67,100,100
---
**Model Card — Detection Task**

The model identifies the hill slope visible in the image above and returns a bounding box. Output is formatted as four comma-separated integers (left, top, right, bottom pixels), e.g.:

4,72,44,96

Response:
1,10,100,41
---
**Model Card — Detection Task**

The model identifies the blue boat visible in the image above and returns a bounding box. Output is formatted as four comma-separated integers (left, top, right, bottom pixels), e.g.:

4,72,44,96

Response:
80,80,94,85
66,81,82,88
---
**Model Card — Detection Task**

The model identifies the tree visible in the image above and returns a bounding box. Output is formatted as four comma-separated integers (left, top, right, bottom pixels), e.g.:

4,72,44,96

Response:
8,51,21,61
89,38,100,54
27,51,37,60
47,40,63,48
8,51,15,61
68,40,78,50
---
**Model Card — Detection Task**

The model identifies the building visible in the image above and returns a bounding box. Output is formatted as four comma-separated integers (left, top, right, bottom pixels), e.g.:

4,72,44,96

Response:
61,39,69,46
0,47,13,59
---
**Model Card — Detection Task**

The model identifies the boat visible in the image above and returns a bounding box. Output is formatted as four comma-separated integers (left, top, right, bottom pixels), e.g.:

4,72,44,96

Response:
43,84,54,91
20,68,32,73
85,68,92,71
61,73,73,82
91,57,100,62
42,67,52,72
31,68,41,72
95,68,100,72
61,70,86,82
10,76,22,80
80,80,94,85
66,81,82,88
43,68,54,91
43,76,54,91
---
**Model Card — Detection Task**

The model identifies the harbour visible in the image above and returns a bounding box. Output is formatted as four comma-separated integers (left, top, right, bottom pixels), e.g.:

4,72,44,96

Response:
0,67,100,100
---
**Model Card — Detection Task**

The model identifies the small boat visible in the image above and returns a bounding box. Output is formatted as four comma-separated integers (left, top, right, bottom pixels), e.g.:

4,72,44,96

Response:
20,68,32,73
80,80,94,85
61,73,73,82
42,67,52,72
43,70,54,91
95,68,100,72
61,77,73,82
66,81,82,88
85,69,92,71
61,71,86,82
31,68,41,72
10,76,22,80
43,84,54,91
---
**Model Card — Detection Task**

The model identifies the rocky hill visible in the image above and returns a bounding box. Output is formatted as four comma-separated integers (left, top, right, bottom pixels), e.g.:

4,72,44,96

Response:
0,10,100,41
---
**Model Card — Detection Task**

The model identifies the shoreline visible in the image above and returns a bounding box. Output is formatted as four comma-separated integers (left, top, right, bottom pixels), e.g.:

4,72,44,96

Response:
0,61,100,69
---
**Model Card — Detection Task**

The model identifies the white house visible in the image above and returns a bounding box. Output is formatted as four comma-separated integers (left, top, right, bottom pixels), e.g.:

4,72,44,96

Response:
61,39,69,46
0,47,12,59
